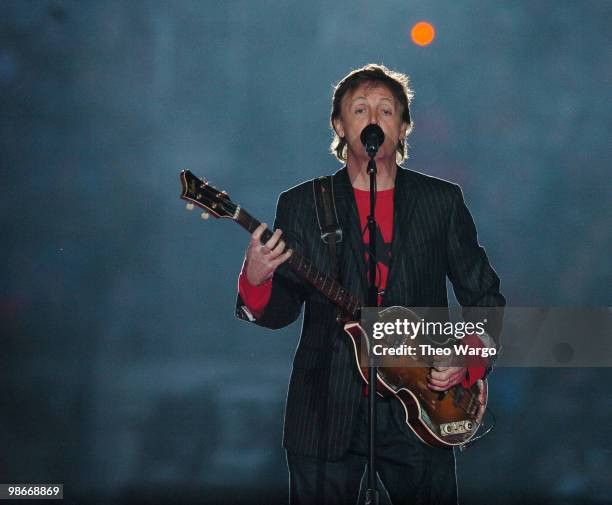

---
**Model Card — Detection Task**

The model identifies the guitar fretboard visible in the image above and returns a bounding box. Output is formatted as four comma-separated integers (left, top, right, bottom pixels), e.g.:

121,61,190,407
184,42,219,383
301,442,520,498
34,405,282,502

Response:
235,208,361,318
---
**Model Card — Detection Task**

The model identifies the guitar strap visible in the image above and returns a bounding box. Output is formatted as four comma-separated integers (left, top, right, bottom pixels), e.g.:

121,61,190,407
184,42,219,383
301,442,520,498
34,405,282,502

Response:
312,176,343,461
312,175,342,280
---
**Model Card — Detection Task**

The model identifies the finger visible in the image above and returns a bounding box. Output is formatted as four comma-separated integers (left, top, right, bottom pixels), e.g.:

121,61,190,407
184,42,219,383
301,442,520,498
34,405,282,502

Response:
427,374,450,387
251,223,268,246
428,378,450,388
433,366,450,372
270,248,292,268
269,239,286,259
444,368,464,381
427,375,451,390
427,383,447,392
428,374,463,390
428,367,465,388
433,369,466,389
429,369,452,382
264,228,283,252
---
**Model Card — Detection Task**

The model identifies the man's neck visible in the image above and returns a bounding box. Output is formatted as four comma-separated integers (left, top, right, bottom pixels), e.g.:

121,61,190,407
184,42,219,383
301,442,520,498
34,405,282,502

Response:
347,155,398,191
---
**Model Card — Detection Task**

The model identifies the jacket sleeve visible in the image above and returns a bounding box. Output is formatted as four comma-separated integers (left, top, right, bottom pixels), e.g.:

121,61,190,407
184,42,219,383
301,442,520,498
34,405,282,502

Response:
237,262,272,319
235,190,310,330
446,185,506,354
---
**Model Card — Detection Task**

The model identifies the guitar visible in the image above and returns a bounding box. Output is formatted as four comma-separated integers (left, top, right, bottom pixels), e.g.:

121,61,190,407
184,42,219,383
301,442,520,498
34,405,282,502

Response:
179,169,488,448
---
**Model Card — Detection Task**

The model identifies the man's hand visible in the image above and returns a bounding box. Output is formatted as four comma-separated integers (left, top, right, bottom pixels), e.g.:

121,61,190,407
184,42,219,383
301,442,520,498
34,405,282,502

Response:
427,364,467,391
244,223,292,286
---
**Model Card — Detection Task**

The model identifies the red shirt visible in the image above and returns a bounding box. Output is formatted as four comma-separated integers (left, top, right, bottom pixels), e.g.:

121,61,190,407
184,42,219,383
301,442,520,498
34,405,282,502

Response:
352,186,394,306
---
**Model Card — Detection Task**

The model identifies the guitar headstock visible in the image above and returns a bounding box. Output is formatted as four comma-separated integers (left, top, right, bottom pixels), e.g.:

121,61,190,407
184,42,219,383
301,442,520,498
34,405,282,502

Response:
179,170,238,220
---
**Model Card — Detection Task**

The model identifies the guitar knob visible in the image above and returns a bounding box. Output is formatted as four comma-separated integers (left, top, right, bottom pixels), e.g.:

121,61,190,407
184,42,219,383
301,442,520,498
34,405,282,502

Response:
185,203,194,211
201,212,210,220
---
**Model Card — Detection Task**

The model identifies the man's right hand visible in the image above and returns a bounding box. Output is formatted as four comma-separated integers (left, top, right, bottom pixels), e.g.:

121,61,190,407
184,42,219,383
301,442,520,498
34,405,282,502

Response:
244,223,292,286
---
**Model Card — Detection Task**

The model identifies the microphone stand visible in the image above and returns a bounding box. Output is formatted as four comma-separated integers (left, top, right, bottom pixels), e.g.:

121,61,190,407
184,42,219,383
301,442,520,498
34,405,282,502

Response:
365,152,379,505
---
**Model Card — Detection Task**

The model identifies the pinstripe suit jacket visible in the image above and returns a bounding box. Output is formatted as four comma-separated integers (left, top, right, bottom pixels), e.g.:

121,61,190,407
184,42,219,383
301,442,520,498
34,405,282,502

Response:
235,165,505,460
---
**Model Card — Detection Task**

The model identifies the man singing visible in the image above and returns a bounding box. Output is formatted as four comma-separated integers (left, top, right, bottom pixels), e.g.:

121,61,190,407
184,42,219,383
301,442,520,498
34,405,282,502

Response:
235,64,505,505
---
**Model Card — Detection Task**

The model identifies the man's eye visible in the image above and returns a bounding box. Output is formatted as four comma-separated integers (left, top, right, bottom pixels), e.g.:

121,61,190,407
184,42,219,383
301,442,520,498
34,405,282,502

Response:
355,108,365,114
383,109,393,115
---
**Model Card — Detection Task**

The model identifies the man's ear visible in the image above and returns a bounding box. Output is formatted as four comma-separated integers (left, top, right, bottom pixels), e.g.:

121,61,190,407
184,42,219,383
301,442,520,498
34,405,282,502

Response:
333,117,344,138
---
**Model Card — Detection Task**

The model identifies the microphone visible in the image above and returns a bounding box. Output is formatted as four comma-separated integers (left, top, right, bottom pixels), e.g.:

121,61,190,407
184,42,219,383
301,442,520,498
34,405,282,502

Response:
360,124,385,158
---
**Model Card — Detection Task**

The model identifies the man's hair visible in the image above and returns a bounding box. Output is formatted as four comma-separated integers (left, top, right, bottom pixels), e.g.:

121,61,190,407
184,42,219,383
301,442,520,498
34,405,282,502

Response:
330,64,414,164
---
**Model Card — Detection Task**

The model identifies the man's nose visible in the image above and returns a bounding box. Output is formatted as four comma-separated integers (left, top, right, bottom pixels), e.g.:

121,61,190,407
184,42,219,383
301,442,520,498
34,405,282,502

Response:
368,111,379,125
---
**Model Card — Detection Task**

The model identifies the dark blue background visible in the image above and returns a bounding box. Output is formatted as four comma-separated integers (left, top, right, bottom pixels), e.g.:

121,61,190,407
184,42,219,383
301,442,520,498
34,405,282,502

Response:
1,1,610,504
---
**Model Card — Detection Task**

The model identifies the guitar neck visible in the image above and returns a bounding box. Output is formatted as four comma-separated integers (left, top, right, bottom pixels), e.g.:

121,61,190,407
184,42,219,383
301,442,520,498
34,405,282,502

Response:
235,208,361,319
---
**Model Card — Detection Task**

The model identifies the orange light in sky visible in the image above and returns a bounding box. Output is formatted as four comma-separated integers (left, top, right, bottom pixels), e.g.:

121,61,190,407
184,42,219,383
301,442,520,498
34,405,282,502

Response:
411,21,435,46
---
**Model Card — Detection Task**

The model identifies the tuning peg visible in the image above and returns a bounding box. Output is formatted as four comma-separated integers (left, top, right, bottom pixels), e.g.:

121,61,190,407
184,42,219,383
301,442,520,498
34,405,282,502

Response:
221,190,228,195
201,211,210,220
185,203,194,211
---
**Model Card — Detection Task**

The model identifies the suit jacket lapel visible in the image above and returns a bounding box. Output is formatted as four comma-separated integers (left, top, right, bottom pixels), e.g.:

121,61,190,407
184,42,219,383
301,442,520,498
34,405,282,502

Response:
332,167,368,302
385,167,419,299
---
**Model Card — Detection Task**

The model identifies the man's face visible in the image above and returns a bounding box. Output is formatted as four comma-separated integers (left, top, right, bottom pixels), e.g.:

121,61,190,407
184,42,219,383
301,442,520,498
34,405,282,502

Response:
333,81,408,164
